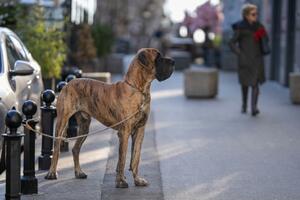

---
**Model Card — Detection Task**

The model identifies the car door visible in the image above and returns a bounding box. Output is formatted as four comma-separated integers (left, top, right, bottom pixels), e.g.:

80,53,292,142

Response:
9,34,43,107
5,35,32,111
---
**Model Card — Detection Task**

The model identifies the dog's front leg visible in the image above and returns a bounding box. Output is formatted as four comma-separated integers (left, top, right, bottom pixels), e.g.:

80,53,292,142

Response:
130,126,148,186
116,131,130,188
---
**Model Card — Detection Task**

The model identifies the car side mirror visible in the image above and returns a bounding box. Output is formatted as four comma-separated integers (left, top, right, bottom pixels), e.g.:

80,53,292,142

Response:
9,61,34,76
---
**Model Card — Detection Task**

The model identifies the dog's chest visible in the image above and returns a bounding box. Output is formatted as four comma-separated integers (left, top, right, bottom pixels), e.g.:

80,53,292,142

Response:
134,110,149,128
133,95,150,128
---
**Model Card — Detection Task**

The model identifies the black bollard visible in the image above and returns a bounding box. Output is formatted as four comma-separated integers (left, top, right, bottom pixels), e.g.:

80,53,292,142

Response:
56,81,67,92
3,110,24,200
38,90,56,170
21,100,38,194
67,115,78,138
56,81,69,152
65,74,76,83
74,69,82,78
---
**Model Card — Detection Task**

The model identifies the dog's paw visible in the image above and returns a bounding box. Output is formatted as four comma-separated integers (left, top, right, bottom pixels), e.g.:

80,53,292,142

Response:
115,179,129,188
75,171,88,179
134,177,148,187
45,171,58,180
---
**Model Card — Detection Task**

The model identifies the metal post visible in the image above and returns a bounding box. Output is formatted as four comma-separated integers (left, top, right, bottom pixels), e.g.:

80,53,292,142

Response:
284,0,297,86
67,116,78,138
56,81,69,152
38,90,56,170
270,0,282,81
74,69,82,78
65,74,76,83
21,100,38,194
2,110,24,200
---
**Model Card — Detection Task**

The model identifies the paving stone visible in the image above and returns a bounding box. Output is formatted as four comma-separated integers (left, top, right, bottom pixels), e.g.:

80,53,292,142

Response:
101,114,164,200
0,120,112,200
152,71,300,200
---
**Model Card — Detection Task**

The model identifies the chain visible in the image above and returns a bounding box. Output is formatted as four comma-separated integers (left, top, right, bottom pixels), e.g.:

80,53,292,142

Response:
23,103,145,142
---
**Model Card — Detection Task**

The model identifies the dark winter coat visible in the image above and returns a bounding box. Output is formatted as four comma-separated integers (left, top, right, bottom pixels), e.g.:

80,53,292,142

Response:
229,19,267,86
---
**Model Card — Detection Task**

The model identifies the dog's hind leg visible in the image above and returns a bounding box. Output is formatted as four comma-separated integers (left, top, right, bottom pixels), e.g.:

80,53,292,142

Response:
45,112,70,180
129,126,148,186
72,112,91,179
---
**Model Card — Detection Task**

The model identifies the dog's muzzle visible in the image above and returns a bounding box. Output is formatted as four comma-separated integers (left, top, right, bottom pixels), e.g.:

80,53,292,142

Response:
155,58,175,82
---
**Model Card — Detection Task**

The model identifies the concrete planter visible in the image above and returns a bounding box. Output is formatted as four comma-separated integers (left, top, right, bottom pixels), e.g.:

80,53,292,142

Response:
184,66,218,98
289,72,300,104
82,72,111,83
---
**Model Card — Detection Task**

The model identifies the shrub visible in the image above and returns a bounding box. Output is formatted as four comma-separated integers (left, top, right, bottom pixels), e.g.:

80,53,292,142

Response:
92,23,114,57
16,5,66,79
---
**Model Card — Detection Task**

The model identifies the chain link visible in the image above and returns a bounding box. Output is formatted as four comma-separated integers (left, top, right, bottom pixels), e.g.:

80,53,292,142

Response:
23,104,145,142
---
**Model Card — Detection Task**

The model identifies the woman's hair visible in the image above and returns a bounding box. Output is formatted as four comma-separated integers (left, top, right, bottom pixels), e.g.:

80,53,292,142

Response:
241,3,257,18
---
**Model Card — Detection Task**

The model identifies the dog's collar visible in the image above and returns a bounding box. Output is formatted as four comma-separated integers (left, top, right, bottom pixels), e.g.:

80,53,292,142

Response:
124,80,146,95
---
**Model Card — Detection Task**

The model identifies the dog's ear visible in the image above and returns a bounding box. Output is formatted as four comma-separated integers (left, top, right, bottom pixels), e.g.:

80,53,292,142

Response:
138,51,149,67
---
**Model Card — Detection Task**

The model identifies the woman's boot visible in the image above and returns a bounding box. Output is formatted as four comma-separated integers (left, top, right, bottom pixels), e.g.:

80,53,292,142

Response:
241,86,248,113
251,85,260,116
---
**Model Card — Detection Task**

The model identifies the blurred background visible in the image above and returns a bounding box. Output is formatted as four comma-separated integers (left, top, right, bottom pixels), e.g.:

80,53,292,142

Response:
0,0,299,87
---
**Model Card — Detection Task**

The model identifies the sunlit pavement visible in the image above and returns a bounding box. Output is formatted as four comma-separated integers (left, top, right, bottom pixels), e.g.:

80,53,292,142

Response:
0,121,113,200
0,70,300,200
151,71,300,200
101,114,164,200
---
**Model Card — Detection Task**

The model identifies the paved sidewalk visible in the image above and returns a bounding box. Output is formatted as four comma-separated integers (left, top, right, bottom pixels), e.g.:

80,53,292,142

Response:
0,71,164,200
151,71,300,200
0,120,113,200
101,114,164,200
0,70,299,200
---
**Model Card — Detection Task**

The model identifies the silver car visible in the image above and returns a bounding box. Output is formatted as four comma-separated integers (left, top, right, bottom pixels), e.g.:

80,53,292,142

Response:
0,27,44,134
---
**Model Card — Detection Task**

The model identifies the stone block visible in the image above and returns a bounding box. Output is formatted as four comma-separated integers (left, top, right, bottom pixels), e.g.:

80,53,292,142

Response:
82,72,111,83
289,72,300,104
184,67,218,98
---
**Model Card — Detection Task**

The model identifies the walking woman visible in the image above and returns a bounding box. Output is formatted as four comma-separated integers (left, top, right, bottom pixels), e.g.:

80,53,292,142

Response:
229,4,269,116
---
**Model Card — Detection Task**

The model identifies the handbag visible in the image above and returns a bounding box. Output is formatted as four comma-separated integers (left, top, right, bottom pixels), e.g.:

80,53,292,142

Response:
260,36,271,55
254,27,271,55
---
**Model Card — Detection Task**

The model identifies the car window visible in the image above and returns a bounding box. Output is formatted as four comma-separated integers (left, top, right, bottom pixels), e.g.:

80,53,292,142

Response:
8,35,29,61
5,37,23,70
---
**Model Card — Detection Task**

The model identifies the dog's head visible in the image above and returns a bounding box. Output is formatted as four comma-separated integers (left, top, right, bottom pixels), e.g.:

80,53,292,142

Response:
136,48,175,82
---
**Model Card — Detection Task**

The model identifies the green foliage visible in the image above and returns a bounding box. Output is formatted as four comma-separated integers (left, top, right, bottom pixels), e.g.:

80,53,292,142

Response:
16,5,66,79
92,23,114,57
0,3,18,29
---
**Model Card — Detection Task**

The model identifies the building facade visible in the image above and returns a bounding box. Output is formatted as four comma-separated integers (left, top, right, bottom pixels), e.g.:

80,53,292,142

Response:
94,0,165,52
269,0,299,86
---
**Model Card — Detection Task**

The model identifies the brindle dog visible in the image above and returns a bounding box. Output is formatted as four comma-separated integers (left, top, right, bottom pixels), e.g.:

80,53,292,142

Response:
45,48,174,188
